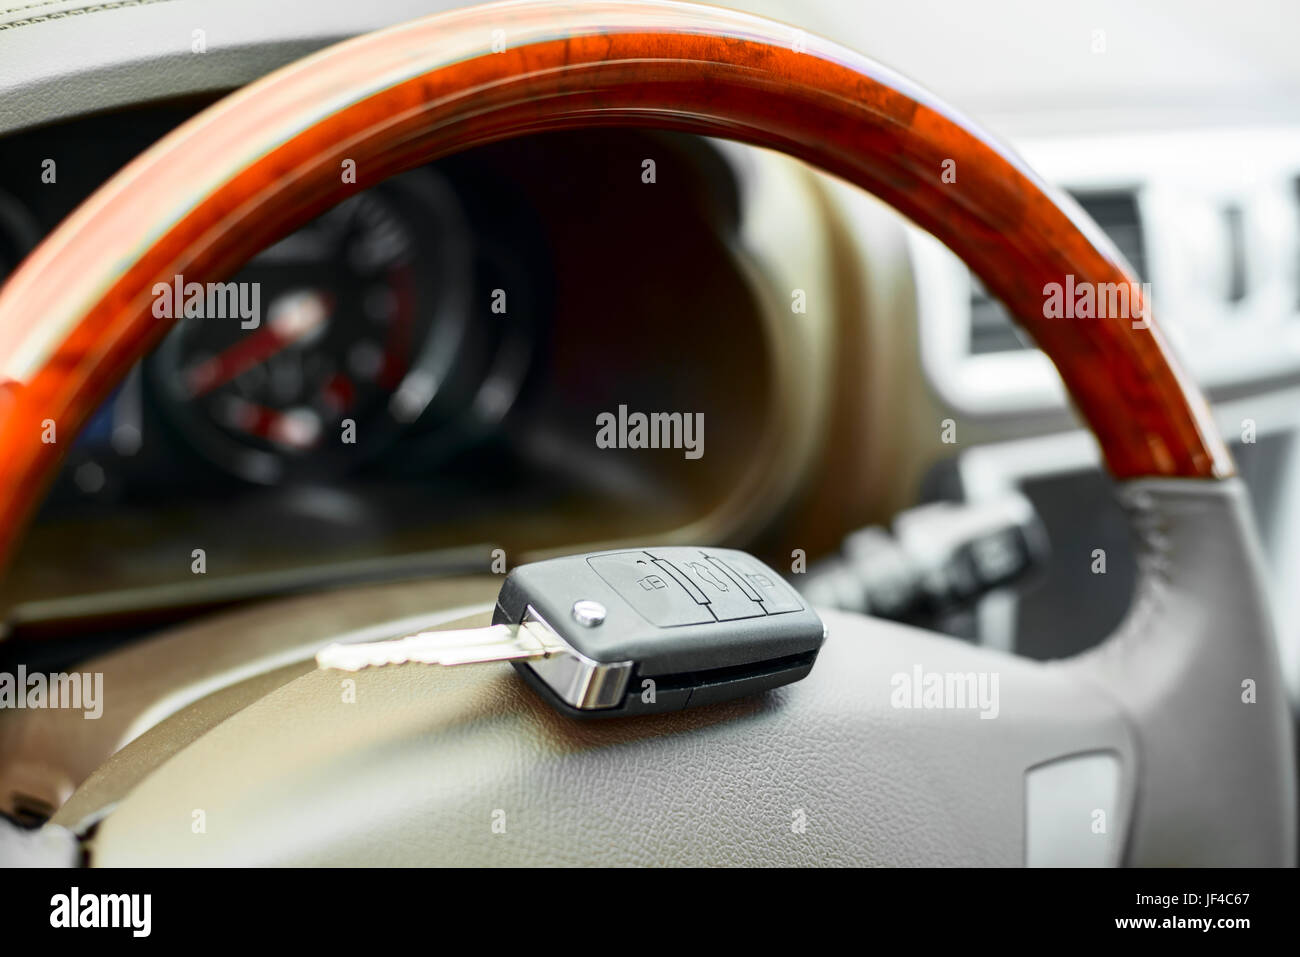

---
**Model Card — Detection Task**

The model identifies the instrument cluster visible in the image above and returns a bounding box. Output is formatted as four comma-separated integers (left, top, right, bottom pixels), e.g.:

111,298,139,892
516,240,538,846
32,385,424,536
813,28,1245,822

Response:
0,145,549,510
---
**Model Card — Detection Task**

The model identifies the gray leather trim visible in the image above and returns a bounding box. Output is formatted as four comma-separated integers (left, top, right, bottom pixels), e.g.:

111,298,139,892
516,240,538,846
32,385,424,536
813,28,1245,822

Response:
0,0,467,135
85,605,1137,866
74,478,1295,866
1,576,502,826
1071,477,1297,866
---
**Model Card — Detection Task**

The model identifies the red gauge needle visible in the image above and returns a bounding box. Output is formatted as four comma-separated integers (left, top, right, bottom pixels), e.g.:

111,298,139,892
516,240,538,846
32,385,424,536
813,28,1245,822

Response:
321,372,357,413
218,397,323,451
182,289,332,398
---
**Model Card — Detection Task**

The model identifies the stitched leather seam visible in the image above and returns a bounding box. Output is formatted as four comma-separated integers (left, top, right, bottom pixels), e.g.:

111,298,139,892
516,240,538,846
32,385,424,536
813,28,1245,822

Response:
1068,487,1173,672
1060,486,1177,865
0,0,81,15
0,0,176,31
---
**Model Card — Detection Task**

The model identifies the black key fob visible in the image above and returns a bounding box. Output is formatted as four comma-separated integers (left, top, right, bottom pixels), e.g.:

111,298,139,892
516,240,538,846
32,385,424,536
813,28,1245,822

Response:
493,547,826,718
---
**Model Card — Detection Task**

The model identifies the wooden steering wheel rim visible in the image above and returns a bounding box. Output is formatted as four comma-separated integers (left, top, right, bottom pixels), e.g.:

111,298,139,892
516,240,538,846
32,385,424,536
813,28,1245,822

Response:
0,0,1232,573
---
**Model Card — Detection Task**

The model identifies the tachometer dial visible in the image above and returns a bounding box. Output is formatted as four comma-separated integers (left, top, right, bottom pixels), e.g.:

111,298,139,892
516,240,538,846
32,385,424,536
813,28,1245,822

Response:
148,169,475,484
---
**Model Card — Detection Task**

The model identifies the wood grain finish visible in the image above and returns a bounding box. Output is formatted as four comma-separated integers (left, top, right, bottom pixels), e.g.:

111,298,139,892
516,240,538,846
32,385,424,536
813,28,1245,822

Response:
0,0,1231,574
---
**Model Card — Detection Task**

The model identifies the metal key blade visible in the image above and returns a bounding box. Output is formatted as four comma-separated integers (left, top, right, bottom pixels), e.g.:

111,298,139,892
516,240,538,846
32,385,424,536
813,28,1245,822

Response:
315,621,566,672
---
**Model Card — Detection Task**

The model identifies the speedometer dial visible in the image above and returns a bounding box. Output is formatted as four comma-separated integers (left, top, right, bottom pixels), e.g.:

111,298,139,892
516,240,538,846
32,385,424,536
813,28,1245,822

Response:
148,168,475,484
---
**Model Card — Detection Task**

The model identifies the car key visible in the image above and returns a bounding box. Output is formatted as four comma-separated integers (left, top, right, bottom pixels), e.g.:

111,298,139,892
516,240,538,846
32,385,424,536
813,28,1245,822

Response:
316,547,826,718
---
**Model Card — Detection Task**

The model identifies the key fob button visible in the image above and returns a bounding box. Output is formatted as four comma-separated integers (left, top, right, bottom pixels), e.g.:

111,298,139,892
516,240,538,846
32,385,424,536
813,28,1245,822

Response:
707,556,761,601
587,552,714,626
653,558,709,604
713,553,805,615
652,550,766,621
571,600,607,627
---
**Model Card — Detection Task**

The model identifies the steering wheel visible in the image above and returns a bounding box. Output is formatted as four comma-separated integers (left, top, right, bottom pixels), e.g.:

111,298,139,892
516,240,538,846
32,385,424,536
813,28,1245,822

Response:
0,0,1292,866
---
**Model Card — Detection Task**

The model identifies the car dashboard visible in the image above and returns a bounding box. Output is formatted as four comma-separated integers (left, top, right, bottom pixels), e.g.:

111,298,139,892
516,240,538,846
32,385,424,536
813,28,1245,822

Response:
1,0,1299,706
0,104,845,638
